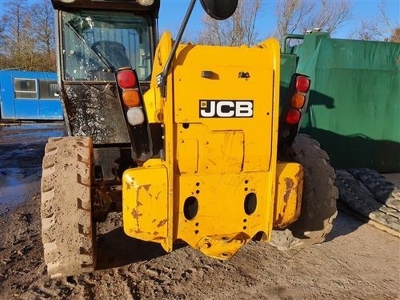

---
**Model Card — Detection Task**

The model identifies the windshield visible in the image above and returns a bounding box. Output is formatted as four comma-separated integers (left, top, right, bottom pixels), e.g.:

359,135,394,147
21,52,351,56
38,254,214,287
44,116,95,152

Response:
61,11,152,81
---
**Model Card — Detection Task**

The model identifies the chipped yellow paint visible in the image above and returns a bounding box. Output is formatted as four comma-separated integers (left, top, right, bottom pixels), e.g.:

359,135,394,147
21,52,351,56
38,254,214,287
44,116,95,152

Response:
197,232,250,260
273,162,303,228
122,165,172,252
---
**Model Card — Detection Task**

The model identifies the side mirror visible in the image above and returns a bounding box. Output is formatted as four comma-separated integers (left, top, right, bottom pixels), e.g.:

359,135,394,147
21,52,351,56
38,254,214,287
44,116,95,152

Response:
200,0,238,20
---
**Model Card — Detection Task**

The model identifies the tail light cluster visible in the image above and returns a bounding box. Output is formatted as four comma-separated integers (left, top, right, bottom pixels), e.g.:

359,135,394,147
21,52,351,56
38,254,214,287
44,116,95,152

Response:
284,75,310,125
116,67,152,161
278,74,311,155
117,68,145,126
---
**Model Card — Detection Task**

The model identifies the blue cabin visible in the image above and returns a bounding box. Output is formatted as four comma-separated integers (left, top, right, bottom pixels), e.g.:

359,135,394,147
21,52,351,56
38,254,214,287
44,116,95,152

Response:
0,70,63,121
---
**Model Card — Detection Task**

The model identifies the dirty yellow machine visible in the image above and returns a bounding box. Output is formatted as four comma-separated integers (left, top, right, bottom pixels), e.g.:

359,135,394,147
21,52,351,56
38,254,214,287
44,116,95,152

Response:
42,0,337,278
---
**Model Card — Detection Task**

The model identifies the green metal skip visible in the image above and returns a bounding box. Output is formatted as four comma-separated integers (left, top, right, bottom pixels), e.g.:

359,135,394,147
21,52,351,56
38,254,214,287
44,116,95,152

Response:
282,32,400,172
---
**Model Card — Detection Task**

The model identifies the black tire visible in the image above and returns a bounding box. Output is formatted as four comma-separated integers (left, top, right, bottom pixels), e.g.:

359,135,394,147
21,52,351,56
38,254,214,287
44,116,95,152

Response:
41,137,96,278
270,134,338,250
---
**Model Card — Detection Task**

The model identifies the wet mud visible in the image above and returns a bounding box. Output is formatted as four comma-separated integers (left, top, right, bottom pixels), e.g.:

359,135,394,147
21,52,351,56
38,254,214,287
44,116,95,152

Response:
0,123,66,212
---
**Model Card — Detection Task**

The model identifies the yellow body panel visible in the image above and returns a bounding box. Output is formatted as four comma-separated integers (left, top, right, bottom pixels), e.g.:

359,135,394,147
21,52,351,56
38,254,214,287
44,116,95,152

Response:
122,165,172,251
123,32,303,259
273,162,304,228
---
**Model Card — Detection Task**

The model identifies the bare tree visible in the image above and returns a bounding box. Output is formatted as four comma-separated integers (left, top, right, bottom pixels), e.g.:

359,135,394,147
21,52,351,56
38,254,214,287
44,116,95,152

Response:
353,2,400,42
0,0,56,71
275,0,314,40
274,0,352,40
2,0,31,54
0,0,33,69
197,0,262,46
31,0,57,70
390,28,400,43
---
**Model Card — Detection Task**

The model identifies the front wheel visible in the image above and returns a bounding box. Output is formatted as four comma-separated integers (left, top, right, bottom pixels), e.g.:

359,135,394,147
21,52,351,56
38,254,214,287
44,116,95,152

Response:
41,137,96,278
270,134,338,250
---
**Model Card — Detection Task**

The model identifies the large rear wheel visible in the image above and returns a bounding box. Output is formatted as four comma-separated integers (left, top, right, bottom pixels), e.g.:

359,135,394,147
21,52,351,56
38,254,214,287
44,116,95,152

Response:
41,137,96,278
270,134,338,250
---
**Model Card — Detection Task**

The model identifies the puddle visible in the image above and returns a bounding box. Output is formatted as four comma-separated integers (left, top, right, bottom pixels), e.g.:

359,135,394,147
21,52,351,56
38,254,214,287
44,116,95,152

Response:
0,174,41,212
0,123,66,212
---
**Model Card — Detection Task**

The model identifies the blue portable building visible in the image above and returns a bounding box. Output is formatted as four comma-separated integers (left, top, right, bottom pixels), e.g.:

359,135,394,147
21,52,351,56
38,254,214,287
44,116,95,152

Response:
0,70,63,121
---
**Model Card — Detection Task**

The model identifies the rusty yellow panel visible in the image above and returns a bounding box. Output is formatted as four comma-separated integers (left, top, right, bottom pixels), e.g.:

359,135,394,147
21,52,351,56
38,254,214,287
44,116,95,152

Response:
177,139,198,174
197,232,250,260
122,165,172,252
201,131,243,173
176,172,275,259
273,162,303,229
177,124,244,174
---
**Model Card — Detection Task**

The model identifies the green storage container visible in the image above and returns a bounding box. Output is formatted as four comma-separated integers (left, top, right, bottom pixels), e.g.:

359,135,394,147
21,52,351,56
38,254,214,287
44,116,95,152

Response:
283,32,400,172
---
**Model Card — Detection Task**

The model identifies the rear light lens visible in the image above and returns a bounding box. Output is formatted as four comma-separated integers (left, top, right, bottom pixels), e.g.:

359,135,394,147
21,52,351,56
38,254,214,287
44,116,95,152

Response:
127,107,145,126
285,109,301,125
290,93,306,109
295,76,310,93
117,70,136,89
122,90,141,107
138,0,154,5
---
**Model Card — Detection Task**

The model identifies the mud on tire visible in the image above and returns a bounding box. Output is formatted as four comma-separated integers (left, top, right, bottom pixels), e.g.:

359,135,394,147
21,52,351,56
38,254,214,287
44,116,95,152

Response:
270,134,338,250
41,137,96,278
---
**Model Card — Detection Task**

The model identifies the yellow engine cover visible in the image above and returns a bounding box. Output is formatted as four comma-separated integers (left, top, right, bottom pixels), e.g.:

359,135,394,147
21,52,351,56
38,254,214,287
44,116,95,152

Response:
123,32,302,259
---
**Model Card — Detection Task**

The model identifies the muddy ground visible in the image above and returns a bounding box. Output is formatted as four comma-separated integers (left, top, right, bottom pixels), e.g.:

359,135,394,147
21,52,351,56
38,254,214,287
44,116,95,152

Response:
0,123,399,300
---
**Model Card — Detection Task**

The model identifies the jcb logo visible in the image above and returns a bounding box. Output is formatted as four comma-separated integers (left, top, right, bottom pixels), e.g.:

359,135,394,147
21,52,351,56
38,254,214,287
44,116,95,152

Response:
199,100,253,118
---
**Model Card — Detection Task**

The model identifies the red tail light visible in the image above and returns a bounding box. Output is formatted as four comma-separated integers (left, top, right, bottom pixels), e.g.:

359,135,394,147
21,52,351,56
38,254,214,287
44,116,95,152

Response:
117,69,137,89
285,109,301,125
295,76,310,93
117,69,141,108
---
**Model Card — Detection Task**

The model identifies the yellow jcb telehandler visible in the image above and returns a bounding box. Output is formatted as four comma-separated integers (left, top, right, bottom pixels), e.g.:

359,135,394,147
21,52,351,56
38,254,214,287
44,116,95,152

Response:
41,0,338,278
